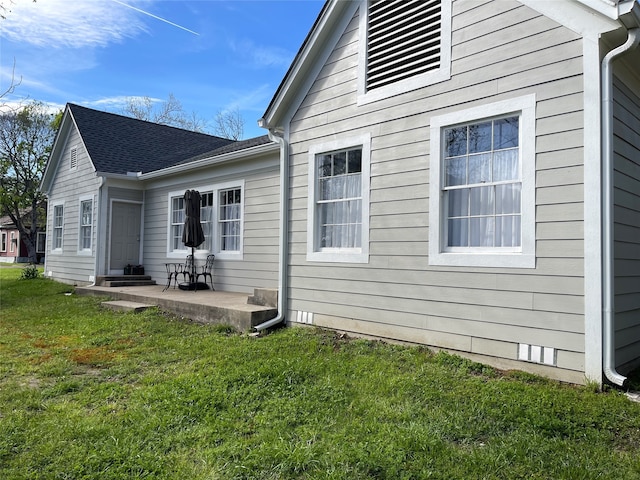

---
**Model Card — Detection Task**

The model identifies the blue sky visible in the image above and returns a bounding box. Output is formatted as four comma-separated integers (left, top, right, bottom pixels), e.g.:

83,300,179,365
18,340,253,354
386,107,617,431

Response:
0,0,324,138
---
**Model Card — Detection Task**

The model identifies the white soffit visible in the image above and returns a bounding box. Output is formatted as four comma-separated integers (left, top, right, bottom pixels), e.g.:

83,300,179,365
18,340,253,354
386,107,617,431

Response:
519,0,623,35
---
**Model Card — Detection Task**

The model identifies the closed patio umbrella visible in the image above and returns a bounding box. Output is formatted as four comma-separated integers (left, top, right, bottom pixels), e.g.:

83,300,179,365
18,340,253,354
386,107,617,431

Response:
181,190,207,289
182,189,205,248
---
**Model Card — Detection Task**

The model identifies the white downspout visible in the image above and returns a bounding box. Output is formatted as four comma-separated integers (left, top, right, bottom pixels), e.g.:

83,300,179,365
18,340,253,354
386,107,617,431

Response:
88,176,105,287
253,128,289,332
601,27,640,387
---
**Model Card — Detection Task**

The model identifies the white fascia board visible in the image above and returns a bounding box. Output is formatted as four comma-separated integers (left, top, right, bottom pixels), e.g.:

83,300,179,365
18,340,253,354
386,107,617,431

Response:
40,108,73,194
519,0,622,35
260,0,359,130
138,142,279,181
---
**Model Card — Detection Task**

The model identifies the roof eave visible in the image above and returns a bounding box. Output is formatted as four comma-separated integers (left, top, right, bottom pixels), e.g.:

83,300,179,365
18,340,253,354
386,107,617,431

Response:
260,0,357,131
139,141,279,180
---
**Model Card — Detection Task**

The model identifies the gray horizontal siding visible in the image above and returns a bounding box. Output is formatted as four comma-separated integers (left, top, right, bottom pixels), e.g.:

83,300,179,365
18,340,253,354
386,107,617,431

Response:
45,126,100,285
286,0,587,380
612,75,640,371
142,160,279,294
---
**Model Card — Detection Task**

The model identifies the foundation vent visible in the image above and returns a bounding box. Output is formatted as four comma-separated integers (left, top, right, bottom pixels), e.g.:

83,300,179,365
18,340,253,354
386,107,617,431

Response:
518,343,556,366
295,311,314,325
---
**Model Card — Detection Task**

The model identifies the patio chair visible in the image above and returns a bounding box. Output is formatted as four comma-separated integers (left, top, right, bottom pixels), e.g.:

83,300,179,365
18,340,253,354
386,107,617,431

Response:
163,262,184,291
196,254,215,291
180,255,195,284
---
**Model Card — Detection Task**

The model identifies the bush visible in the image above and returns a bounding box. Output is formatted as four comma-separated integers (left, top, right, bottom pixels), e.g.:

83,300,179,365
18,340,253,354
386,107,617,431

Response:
20,264,40,280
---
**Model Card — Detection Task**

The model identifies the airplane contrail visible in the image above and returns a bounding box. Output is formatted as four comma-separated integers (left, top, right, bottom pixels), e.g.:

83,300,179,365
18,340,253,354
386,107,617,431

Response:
112,0,200,36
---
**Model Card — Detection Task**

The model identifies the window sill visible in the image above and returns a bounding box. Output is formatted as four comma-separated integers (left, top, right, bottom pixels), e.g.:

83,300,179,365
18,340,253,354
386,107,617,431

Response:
429,251,535,269
307,250,369,264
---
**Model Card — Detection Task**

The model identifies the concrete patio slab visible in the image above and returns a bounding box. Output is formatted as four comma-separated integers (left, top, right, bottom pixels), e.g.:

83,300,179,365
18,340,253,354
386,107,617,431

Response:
76,284,278,331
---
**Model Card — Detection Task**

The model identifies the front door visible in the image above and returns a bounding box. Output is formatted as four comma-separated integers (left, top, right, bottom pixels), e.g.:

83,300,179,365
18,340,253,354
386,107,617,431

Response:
110,202,142,272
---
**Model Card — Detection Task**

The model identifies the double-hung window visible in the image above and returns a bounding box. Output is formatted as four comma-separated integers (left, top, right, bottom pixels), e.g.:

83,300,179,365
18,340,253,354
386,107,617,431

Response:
78,198,93,253
200,192,214,253
9,232,16,253
308,135,370,263
429,95,536,268
170,195,185,253
219,187,242,253
0,232,6,252
53,204,64,251
167,184,243,259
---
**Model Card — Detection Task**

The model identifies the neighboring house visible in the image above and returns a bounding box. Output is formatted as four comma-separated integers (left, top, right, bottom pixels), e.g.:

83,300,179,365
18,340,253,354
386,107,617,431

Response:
40,104,280,292
41,0,640,387
0,210,47,264
258,0,640,386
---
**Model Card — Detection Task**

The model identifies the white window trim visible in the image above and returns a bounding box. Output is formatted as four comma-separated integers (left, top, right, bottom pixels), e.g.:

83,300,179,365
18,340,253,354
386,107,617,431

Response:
36,232,46,254
77,195,93,255
167,188,196,259
307,134,371,264
213,180,245,261
9,232,16,253
51,202,64,254
429,95,536,268
0,232,6,252
357,0,452,106
166,182,245,260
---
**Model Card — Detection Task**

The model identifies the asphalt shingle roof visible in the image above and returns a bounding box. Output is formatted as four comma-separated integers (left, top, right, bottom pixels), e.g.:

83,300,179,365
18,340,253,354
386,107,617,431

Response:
178,135,273,165
68,104,238,175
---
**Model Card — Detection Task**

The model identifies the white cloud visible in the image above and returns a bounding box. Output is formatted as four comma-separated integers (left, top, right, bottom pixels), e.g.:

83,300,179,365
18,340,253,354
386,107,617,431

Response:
0,0,149,48
82,95,162,111
229,39,293,69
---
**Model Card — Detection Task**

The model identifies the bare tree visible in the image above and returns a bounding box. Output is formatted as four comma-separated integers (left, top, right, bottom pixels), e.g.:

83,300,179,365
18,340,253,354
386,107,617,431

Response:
121,93,207,132
1,59,22,101
1,0,36,21
213,107,244,141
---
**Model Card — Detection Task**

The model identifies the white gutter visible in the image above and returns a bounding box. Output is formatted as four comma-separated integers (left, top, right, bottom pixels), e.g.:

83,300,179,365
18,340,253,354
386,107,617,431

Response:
601,27,640,387
253,128,289,332
139,142,278,181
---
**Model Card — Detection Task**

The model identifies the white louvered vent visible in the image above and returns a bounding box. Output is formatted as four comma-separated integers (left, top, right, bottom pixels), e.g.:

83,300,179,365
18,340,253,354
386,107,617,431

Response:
366,0,442,91
70,147,78,170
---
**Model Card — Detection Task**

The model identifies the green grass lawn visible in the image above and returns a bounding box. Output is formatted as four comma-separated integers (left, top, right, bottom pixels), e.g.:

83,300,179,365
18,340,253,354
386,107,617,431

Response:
1,266,640,479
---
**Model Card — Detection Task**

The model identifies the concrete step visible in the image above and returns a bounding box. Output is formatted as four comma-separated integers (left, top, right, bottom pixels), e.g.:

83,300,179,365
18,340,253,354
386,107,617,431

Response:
96,275,156,287
104,280,157,287
101,300,155,313
247,288,278,308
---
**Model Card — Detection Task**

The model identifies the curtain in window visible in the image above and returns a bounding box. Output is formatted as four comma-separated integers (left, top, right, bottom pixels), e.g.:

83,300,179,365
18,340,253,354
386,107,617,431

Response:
171,197,184,250
444,116,521,248
317,148,362,249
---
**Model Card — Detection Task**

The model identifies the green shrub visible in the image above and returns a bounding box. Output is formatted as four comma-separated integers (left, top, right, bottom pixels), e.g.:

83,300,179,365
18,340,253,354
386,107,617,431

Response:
19,264,40,280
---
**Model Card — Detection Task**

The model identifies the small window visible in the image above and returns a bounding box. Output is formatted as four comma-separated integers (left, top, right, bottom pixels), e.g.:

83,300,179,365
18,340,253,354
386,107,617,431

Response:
201,192,214,252
9,232,16,253
218,188,242,252
36,232,46,254
429,95,536,268
70,147,78,170
53,204,64,251
169,195,186,253
1,232,6,252
79,198,93,252
308,135,371,263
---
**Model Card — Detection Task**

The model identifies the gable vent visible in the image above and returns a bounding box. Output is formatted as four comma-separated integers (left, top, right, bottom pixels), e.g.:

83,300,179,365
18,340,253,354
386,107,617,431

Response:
70,147,78,170
366,0,442,91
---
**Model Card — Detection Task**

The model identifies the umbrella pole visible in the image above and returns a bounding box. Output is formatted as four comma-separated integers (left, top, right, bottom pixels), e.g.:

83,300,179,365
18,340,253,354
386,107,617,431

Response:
191,246,196,284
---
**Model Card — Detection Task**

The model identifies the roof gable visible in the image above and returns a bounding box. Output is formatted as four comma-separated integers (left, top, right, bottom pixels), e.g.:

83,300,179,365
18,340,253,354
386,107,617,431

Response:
261,0,640,130
67,104,234,175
